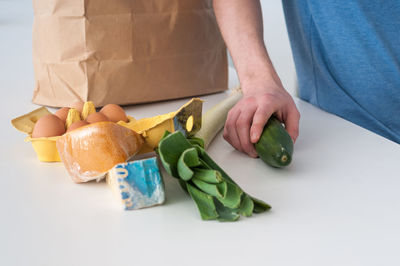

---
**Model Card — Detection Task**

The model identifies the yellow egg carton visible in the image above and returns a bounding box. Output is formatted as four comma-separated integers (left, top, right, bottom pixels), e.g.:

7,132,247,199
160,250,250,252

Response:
11,98,203,162
11,102,102,162
11,107,59,162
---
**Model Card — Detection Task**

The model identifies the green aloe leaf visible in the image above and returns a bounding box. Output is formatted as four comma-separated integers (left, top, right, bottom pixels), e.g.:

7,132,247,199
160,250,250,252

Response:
177,148,201,181
178,179,188,193
216,182,228,198
196,146,236,185
157,131,271,221
193,168,223,184
187,137,205,148
158,131,193,177
216,181,242,209
213,198,240,222
239,194,254,217
186,183,218,220
192,178,227,198
251,197,271,213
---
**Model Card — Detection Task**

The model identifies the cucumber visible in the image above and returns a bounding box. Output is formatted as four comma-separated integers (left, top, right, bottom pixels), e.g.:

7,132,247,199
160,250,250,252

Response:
255,116,293,168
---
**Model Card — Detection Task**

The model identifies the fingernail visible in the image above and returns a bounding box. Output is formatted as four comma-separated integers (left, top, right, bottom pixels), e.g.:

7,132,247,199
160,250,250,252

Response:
251,133,257,143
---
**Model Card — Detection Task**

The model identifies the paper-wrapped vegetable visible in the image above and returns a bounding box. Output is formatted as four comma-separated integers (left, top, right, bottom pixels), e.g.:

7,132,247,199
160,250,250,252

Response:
157,131,270,222
107,157,165,210
119,98,203,154
56,122,143,183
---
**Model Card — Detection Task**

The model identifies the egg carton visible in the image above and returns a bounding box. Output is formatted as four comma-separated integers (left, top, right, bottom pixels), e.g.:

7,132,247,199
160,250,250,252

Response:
11,98,203,162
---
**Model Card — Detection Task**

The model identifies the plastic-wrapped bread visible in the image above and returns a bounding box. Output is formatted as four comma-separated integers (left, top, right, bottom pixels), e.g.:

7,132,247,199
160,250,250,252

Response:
56,122,143,183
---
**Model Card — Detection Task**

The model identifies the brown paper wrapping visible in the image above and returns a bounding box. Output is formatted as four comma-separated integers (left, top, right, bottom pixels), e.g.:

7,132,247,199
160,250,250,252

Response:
32,0,228,107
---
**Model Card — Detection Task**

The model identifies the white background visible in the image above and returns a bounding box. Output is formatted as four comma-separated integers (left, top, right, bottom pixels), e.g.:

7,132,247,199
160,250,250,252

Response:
4,2,400,266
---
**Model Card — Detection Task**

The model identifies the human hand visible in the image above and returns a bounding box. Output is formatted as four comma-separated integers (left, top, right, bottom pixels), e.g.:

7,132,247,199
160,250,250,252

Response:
223,82,300,158
212,0,300,158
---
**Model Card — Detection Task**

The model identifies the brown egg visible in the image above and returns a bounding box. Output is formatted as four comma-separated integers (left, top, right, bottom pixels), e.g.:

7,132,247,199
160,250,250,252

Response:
67,120,89,132
100,104,128,123
70,101,84,113
32,114,66,138
86,112,109,124
55,107,70,122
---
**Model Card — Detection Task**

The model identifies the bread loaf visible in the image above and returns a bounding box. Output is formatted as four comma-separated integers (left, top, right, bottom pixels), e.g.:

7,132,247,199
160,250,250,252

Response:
56,122,143,183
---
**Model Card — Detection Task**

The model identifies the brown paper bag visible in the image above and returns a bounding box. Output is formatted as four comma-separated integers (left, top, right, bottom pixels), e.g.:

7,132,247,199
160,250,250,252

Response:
32,0,228,107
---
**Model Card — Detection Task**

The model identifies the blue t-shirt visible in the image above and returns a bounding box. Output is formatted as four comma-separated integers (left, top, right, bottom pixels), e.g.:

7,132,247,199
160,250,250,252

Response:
282,0,400,143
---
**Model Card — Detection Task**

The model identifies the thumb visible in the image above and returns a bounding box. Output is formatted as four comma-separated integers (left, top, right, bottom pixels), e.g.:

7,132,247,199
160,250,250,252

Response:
283,107,300,143
250,108,273,143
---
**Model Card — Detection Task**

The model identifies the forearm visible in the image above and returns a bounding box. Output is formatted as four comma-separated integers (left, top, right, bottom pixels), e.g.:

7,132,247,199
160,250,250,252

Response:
212,0,282,93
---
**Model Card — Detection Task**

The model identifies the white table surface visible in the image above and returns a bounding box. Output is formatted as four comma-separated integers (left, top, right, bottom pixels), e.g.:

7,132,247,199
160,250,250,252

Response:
2,3,400,266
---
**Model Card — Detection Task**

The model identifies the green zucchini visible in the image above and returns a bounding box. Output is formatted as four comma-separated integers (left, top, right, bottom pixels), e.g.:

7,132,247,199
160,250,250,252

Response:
255,116,293,168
